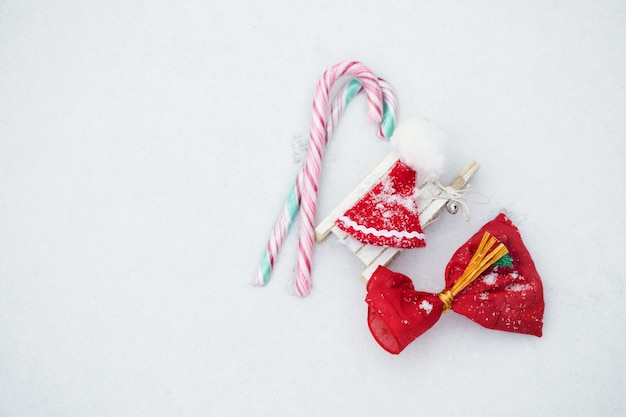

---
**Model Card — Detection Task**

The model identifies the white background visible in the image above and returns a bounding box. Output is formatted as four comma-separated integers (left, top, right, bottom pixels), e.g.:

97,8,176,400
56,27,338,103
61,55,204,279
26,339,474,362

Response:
1,1,625,416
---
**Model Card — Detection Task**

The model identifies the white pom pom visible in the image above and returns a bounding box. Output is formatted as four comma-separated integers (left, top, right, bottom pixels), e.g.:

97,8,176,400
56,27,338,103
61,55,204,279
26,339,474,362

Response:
390,118,446,187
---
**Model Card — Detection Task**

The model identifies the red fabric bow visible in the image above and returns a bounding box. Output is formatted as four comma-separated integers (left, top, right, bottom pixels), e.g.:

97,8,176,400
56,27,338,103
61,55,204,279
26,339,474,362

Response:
365,213,544,354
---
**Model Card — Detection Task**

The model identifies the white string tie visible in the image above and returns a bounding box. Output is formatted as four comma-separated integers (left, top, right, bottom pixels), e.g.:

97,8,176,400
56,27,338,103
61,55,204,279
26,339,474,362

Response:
429,181,490,221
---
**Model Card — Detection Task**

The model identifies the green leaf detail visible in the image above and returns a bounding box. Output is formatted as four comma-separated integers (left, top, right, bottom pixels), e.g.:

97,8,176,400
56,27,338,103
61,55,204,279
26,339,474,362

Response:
493,253,514,268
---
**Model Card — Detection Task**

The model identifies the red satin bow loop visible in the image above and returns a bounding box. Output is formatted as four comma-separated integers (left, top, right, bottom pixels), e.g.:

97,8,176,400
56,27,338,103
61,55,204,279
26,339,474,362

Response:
365,213,544,354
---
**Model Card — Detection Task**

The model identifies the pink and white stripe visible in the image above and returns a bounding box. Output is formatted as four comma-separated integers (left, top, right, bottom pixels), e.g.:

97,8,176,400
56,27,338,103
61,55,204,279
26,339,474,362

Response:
254,61,398,294
253,78,368,287
295,61,391,296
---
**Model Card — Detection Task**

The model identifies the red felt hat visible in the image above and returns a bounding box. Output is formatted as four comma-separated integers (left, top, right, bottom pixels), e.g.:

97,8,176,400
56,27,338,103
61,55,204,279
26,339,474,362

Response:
335,160,426,249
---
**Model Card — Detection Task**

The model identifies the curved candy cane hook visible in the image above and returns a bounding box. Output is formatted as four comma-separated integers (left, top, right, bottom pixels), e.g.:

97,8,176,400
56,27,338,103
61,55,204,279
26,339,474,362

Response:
254,61,399,296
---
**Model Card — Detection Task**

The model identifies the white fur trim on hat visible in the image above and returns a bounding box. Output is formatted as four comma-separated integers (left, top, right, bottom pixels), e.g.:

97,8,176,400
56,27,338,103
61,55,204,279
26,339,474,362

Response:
390,118,446,187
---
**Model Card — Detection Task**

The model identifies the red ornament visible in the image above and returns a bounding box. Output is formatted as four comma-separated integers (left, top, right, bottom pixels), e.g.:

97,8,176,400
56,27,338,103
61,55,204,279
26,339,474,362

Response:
335,160,426,248
365,213,544,354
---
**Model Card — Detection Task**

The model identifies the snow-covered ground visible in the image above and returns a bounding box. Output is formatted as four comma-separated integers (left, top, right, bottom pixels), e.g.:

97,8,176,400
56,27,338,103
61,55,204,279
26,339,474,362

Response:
1,1,624,416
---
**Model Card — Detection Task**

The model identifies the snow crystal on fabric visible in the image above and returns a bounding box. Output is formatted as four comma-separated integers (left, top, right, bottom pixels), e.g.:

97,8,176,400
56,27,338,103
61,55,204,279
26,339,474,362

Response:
335,160,426,249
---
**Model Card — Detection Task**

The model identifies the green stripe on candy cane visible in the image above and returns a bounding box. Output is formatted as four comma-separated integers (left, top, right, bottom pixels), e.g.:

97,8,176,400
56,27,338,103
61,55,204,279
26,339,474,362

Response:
256,185,301,286
380,100,396,138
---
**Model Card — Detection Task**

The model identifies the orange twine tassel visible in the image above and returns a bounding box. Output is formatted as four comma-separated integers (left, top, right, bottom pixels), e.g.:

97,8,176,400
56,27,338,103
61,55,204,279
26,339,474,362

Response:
438,232,509,312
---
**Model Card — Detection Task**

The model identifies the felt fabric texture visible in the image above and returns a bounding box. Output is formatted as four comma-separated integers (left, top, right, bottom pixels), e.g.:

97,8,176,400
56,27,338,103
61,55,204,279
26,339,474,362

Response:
365,213,544,354
335,160,426,248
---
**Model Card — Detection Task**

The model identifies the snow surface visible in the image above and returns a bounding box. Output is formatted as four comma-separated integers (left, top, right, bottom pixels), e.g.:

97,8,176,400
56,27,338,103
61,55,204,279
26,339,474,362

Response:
1,1,625,416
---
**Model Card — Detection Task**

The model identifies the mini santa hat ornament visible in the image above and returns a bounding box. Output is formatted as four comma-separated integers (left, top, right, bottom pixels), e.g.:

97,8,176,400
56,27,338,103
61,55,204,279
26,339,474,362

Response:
335,118,446,248
365,213,544,354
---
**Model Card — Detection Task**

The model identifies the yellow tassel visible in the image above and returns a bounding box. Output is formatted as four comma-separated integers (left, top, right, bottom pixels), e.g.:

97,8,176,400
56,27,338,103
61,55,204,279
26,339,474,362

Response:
438,232,509,312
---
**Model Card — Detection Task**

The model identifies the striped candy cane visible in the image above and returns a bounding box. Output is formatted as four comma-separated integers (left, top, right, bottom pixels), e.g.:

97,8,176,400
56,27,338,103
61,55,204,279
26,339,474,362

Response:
253,78,364,287
295,62,394,296
254,62,399,295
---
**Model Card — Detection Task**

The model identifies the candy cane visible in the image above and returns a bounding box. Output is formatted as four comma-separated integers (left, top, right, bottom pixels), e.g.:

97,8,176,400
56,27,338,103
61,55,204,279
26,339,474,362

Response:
253,79,363,287
295,62,393,296
254,62,398,295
